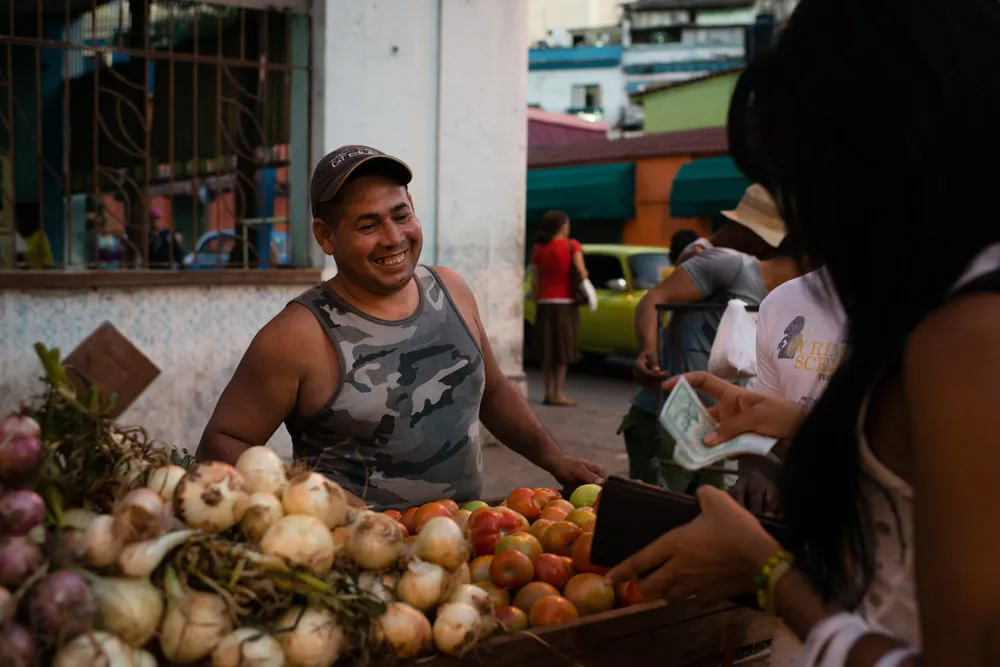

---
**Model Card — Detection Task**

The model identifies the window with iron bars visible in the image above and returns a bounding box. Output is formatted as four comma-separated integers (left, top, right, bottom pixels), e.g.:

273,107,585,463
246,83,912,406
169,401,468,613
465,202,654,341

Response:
0,0,311,283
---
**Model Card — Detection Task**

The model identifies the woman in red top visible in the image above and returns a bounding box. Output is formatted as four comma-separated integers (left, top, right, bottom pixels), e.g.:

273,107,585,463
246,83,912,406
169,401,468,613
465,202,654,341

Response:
529,210,589,406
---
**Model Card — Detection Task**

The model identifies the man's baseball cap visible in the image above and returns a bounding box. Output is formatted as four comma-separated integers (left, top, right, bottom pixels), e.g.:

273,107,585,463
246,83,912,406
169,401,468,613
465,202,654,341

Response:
310,145,412,218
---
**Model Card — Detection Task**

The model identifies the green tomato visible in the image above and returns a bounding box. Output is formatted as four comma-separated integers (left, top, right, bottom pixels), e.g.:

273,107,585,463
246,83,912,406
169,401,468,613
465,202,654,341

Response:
569,484,602,509
462,500,489,512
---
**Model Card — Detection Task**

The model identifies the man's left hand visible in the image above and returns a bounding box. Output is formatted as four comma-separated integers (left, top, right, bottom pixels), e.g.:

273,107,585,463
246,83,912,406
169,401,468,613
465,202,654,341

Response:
548,454,606,487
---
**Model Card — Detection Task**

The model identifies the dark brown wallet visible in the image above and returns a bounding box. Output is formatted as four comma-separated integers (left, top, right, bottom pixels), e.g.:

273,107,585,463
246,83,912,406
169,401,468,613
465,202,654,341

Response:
590,476,792,608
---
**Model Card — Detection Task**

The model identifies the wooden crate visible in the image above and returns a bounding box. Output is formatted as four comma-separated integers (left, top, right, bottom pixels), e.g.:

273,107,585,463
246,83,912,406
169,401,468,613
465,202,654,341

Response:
415,599,773,667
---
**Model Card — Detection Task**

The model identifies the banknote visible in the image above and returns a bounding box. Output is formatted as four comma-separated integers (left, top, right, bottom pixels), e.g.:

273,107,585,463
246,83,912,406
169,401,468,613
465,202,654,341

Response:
659,376,778,471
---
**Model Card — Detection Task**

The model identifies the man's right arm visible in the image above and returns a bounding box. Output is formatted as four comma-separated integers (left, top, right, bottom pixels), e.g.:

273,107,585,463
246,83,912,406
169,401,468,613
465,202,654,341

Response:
633,267,706,387
196,311,304,464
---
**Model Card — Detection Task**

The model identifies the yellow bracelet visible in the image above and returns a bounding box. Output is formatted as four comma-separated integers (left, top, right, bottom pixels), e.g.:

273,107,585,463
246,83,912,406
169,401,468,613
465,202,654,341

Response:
755,550,794,616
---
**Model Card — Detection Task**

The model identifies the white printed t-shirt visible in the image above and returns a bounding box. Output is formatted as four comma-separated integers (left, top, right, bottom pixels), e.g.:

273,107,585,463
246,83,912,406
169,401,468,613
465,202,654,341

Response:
755,268,847,407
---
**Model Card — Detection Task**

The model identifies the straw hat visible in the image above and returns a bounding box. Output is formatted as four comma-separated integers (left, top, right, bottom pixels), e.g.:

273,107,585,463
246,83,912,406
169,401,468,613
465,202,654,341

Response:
721,184,787,248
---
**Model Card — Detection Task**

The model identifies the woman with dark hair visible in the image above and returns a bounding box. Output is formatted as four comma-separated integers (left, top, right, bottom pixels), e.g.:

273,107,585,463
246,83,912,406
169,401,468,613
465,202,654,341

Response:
607,0,1000,665
530,210,588,406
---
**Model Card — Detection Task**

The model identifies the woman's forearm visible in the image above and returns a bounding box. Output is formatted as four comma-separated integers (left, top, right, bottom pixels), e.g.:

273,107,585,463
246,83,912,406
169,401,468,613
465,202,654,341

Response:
771,568,916,666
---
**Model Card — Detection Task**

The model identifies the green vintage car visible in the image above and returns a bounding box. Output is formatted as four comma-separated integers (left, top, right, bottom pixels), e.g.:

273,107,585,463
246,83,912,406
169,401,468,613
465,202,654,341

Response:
524,244,673,360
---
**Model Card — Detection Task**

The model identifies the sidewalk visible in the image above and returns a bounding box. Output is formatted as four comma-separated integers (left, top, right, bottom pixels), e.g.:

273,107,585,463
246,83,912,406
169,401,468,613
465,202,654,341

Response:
480,361,637,498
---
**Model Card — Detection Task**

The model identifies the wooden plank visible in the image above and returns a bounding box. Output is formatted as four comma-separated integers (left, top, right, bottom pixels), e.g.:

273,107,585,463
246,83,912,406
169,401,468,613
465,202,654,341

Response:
416,600,771,667
62,323,160,418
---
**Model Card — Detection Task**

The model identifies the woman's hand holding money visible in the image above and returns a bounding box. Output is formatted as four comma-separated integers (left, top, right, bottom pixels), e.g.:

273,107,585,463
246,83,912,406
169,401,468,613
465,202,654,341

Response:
662,372,807,456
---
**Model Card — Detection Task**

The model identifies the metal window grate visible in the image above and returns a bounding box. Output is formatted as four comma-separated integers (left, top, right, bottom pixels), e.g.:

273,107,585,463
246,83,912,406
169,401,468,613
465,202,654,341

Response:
0,0,309,273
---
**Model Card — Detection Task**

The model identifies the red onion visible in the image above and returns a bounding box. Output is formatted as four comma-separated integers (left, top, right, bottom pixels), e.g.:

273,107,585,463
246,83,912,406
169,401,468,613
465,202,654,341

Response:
0,414,40,441
0,623,35,667
0,490,45,536
0,437,43,483
29,571,97,640
0,537,42,588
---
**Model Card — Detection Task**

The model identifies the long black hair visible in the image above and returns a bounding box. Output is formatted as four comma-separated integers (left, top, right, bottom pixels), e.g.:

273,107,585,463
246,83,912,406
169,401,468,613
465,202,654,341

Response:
728,0,1000,604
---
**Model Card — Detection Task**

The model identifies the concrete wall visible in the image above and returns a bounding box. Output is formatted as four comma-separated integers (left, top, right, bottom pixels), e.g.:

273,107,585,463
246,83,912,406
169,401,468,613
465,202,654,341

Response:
528,66,627,126
0,284,307,458
0,0,530,452
641,71,741,134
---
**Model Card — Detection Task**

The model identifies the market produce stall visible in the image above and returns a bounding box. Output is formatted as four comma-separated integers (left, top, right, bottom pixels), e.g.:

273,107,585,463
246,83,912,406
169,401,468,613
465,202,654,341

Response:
0,345,771,666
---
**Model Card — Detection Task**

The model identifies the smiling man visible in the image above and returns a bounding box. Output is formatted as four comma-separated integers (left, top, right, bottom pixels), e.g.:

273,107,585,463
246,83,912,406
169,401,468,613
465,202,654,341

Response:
197,145,605,510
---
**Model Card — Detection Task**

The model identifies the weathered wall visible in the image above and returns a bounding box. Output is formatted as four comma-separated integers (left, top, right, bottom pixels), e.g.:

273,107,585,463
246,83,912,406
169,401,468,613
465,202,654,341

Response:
0,285,307,458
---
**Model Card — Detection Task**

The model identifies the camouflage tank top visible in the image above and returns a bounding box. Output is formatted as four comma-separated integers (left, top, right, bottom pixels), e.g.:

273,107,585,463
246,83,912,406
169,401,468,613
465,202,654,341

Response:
285,265,486,510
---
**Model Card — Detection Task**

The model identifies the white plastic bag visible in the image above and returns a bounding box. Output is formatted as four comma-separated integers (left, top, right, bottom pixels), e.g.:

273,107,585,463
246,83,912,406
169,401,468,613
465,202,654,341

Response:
707,299,758,380
581,278,598,313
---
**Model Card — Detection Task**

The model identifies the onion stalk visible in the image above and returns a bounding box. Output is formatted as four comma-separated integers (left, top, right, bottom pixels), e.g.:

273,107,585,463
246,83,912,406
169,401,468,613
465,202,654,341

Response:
118,529,196,579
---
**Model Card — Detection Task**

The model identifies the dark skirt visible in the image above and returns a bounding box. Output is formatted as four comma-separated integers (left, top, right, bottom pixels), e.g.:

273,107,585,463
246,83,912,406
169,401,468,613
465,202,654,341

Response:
533,302,580,368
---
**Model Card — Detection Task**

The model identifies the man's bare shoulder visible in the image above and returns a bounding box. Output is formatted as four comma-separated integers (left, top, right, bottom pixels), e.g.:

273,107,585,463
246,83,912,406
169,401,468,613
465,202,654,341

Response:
430,266,474,299
247,303,327,368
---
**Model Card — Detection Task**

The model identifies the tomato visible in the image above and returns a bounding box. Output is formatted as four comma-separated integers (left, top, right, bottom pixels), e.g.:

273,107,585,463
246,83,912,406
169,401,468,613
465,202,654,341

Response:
467,508,524,555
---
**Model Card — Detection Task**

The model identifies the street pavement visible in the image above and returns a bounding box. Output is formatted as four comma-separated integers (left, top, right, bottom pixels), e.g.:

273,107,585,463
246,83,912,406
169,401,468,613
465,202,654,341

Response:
480,358,637,499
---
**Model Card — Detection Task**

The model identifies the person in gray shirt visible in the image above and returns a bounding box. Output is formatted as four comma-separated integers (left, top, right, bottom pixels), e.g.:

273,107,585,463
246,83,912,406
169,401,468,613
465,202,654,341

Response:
626,184,799,494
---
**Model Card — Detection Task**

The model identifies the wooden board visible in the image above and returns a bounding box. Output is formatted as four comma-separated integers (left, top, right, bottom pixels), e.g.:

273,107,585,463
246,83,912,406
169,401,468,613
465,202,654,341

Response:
414,599,773,667
62,322,160,418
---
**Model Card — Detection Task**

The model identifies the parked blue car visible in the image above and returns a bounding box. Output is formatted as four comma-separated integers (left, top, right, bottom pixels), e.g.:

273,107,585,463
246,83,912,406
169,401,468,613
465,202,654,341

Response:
183,229,288,269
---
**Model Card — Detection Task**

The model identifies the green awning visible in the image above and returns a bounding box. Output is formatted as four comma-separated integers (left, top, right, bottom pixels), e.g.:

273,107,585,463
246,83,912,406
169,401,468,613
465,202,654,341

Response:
527,162,636,222
669,156,751,217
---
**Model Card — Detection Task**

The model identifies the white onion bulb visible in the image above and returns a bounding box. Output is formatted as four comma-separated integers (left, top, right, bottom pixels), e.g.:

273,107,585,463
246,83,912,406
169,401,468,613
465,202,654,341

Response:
84,515,124,568
415,516,468,571
160,569,232,664
274,606,348,667
346,512,404,570
397,559,450,612
448,584,497,638
52,631,135,667
211,627,285,667
433,602,483,657
374,602,432,659
87,575,164,648
259,515,334,576
281,473,348,529
358,571,399,604
173,462,250,533
235,447,288,497
112,488,167,545
240,493,284,543
146,465,186,504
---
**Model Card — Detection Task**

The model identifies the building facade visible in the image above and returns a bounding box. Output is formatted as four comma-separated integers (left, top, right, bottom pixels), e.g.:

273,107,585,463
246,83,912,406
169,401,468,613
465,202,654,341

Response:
0,0,529,458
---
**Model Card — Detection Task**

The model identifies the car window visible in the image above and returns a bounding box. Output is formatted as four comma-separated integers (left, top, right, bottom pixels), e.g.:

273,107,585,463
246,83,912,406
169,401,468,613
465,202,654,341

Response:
628,252,672,290
584,254,626,289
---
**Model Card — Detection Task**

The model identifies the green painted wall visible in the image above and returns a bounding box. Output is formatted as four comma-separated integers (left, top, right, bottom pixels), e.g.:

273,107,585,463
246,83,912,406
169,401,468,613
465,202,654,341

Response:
640,71,741,134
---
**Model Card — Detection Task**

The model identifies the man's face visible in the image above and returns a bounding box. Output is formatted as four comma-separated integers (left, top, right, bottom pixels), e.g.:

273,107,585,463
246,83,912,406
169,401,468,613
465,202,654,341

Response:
313,174,422,296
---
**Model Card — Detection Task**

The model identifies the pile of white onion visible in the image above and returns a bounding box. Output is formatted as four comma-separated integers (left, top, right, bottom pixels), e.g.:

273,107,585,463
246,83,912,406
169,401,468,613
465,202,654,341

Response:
33,439,499,666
